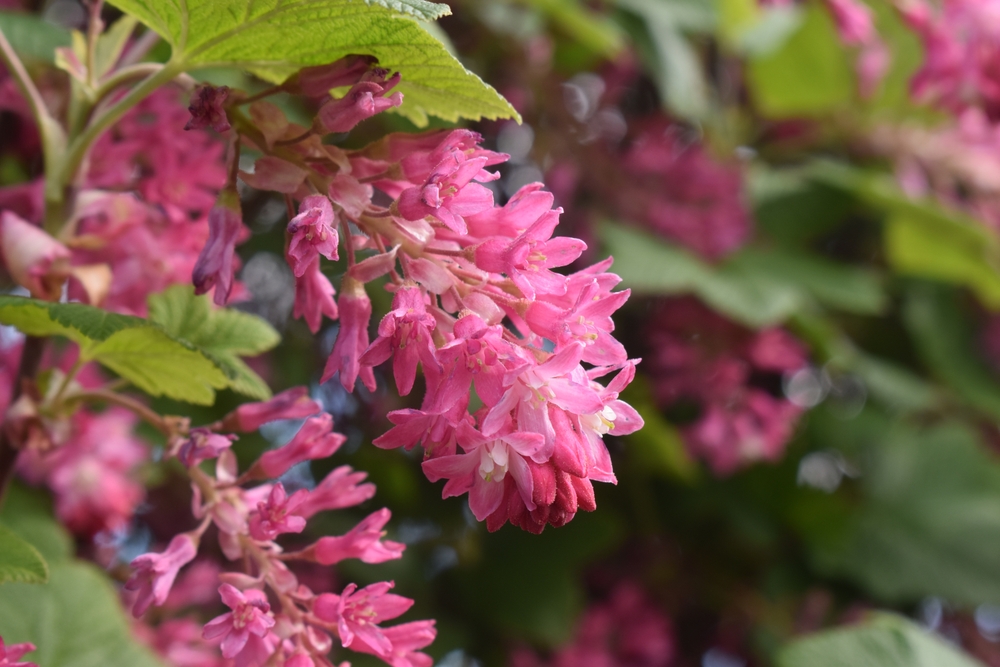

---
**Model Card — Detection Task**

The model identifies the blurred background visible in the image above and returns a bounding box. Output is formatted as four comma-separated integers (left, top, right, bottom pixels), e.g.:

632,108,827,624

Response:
7,0,1000,665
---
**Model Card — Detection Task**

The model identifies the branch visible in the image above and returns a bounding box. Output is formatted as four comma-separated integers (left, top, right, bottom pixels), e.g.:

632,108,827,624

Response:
0,336,46,507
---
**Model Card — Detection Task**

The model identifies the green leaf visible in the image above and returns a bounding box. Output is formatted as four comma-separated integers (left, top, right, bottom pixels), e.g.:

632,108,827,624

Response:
0,296,228,404
745,2,853,117
0,11,71,64
0,561,166,667
599,224,884,326
148,285,280,400
0,523,47,585
717,0,802,56
88,327,230,405
94,15,139,79
517,0,624,58
105,0,519,126
0,484,73,564
902,284,1000,420
808,420,1000,605
777,613,985,667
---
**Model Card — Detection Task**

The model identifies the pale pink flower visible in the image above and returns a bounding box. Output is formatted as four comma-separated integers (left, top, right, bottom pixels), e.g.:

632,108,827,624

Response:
287,195,339,276
347,620,436,667
322,276,376,392
126,533,199,617
295,465,377,519
203,585,276,663
192,189,244,305
396,154,496,236
306,508,405,565
249,413,346,480
0,636,37,667
316,71,403,134
223,386,323,432
360,285,440,396
178,428,237,467
248,483,308,541
313,581,413,653
291,256,338,333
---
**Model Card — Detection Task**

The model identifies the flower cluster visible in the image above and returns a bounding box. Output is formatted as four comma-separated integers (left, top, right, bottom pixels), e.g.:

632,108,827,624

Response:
900,0,1000,121
646,298,808,475
126,387,435,667
182,58,641,533
509,583,675,667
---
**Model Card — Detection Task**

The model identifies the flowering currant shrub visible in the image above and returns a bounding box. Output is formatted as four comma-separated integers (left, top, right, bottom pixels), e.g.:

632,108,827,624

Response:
0,0,646,665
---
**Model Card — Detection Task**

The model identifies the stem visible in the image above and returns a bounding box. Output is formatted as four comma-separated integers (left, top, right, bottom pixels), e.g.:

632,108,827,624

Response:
58,61,182,197
238,85,284,106
67,387,173,435
118,27,160,68
85,1,105,90
51,357,85,405
0,26,52,134
0,337,46,506
93,63,163,104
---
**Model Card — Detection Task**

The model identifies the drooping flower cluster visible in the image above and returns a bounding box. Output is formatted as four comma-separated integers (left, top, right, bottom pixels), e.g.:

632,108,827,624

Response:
646,298,808,475
182,58,641,533
900,0,1000,121
126,387,435,667
509,583,675,667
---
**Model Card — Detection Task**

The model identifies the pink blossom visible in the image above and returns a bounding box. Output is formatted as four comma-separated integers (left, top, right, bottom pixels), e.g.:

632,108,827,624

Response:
347,620,436,667
422,423,545,521
178,428,237,467
313,581,413,653
126,533,199,617
248,483,308,541
316,71,403,134
396,153,497,236
291,256,339,333
203,585,276,664
429,313,519,411
239,156,309,194
322,276,376,392
287,195,339,276
135,617,228,667
186,85,231,133
223,386,323,432
249,413,346,480
360,285,440,396
372,402,469,457
0,210,71,300
192,188,244,305
0,636,37,667
295,465,377,519
306,508,405,565
474,209,586,299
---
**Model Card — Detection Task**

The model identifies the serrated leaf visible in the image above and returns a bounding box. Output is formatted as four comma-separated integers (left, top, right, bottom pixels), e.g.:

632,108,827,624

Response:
777,613,984,667
0,296,228,404
148,286,280,400
105,0,519,126
0,561,166,667
0,523,47,585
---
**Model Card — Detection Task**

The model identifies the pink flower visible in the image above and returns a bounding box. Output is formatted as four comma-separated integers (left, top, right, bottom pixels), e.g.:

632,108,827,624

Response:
316,71,403,134
295,465,377,519
249,413,346,480
429,313,519,411
287,195,339,276
126,533,199,617
178,428,237,467
223,386,323,432
289,55,378,97
306,508,405,565
192,188,244,306
347,620,436,667
396,153,497,236
203,585,276,663
360,285,440,396
291,256,338,333
186,85,231,133
0,210,71,301
474,209,586,299
0,636,37,667
248,483,308,541
313,581,413,653
322,276,376,392
422,423,545,521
